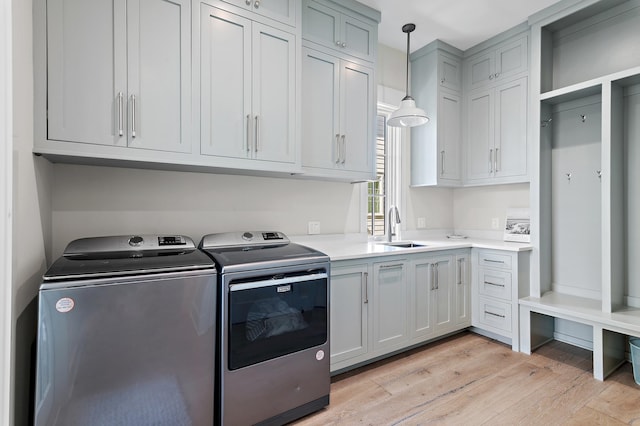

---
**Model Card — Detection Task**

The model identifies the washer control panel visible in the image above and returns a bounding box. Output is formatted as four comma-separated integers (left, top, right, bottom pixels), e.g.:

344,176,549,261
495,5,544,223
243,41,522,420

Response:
64,235,194,258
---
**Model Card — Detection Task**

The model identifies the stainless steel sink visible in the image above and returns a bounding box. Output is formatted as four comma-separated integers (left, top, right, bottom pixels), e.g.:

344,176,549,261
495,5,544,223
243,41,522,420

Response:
379,241,427,248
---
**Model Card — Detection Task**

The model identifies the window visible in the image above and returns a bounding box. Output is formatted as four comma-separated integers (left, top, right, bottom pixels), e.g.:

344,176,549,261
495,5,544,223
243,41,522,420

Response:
367,103,402,238
367,115,386,236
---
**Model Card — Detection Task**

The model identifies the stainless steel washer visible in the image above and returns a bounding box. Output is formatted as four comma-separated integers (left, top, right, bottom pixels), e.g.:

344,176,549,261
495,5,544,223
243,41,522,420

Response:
200,231,330,426
34,235,217,426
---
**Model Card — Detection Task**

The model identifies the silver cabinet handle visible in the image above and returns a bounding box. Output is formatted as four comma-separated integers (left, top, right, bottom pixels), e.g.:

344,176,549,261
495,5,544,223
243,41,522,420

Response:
341,135,346,164
485,311,506,319
246,114,252,152
484,281,505,287
484,259,504,264
254,0,260,8
130,95,137,138
380,263,403,269
117,92,124,137
457,258,463,285
335,134,341,164
430,263,436,291
362,272,369,304
440,150,445,175
254,115,260,152
489,148,494,173
435,263,439,290
495,147,499,172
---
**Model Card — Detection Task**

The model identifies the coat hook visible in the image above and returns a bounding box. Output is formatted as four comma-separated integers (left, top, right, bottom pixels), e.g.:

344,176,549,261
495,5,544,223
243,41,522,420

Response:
580,114,586,122
596,170,602,179
566,172,572,182
541,118,553,128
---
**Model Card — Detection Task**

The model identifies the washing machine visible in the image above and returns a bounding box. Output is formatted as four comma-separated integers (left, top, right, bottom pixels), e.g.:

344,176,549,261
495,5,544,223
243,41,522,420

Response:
34,235,217,426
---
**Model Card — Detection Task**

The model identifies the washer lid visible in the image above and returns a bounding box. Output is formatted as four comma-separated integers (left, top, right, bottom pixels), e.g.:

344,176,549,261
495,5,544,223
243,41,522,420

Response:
44,235,215,281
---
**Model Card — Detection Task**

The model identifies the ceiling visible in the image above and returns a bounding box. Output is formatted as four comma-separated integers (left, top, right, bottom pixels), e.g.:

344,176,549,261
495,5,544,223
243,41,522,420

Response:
355,0,562,52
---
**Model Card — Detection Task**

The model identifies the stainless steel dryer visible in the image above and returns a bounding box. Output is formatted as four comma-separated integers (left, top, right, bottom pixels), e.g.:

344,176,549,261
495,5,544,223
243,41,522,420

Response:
34,235,217,426
200,231,330,426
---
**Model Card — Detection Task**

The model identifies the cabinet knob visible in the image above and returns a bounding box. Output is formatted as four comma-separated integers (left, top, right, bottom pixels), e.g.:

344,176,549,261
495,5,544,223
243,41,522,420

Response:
245,0,251,4
336,40,341,46
440,78,445,84
494,73,499,78
342,42,346,48
254,0,260,8
489,74,494,80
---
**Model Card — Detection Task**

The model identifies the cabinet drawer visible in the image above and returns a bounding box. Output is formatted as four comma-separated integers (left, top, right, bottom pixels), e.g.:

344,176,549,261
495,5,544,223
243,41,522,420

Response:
477,251,512,270
477,296,512,333
478,268,512,300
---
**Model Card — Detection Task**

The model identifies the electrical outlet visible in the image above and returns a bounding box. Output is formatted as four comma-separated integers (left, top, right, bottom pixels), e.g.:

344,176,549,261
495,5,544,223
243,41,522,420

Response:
417,217,426,228
308,221,321,235
491,217,500,230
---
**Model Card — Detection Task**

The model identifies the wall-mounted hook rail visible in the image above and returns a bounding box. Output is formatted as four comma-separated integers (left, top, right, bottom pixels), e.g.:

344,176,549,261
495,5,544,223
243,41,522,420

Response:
596,170,602,179
580,114,587,122
566,172,572,182
541,118,553,127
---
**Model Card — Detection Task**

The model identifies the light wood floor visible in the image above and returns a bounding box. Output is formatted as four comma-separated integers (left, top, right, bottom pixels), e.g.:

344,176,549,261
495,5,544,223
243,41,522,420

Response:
294,332,640,425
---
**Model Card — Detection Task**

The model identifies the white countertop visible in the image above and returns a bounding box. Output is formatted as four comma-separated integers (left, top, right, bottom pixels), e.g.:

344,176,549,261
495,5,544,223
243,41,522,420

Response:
290,233,532,261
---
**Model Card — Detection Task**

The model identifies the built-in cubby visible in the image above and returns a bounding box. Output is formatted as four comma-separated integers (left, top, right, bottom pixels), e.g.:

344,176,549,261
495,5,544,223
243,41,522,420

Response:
523,0,640,381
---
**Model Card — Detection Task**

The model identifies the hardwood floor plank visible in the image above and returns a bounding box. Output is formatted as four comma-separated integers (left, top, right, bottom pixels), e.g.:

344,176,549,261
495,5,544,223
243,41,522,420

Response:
293,333,640,426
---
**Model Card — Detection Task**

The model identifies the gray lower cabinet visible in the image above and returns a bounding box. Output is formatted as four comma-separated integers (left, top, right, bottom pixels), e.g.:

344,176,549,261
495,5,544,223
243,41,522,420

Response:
372,260,409,352
471,248,530,351
330,249,470,373
329,262,369,367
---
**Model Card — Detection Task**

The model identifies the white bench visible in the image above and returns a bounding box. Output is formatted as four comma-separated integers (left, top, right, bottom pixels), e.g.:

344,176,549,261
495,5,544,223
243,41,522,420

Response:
519,292,640,380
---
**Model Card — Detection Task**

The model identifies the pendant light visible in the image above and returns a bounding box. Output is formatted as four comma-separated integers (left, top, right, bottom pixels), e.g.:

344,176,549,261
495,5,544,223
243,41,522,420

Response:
388,23,429,128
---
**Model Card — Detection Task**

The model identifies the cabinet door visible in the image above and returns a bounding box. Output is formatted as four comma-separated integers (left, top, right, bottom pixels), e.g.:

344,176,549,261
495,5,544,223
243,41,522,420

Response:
410,259,434,340
47,0,127,146
340,61,374,173
466,51,494,90
438,91,462,181
372,261,409,351
494,77,527,179
301,48,340,169
432,256,454,333
330,264,369,365
127,0,191,153
234,0,296,26
302,0,339,48
466,89,494,181
439,53,461,92
252,23,296,163
455,254,471,326
495,36,528,81
200,6,252,159
341,14,375,61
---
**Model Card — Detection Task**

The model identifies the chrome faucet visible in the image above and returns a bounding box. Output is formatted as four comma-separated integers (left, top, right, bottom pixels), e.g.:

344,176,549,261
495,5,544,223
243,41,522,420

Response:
387,205,401,242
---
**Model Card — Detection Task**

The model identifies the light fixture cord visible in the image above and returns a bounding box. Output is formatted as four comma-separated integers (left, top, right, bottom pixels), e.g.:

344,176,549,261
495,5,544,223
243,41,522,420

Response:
405,30,410,98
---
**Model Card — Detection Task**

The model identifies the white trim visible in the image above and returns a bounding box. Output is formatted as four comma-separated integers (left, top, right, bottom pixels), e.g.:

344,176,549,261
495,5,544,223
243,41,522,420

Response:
0,0,13,424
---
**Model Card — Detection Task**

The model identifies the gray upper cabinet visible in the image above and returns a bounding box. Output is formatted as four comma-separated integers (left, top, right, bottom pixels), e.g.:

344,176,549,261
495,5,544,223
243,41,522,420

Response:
439,52,462,92
44,0,191,153
301,48,374,177
217,0,296,26
465,77,528,184
410,42,463,187
200,4,296,165
465,35,528,91
302,0,376,62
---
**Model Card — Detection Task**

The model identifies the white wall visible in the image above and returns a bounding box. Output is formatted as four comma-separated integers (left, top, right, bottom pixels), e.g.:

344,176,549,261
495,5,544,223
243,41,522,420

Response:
51,165,362,258
454,183,530,234
1,0,13,424
12,1,53,424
